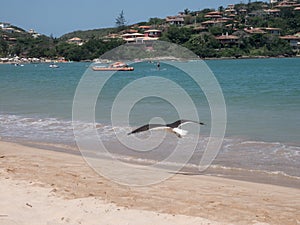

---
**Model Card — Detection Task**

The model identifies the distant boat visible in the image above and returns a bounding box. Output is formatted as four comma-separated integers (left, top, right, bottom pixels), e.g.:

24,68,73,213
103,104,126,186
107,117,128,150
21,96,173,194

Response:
13,63,24,67
92,62,134,71
49,64,59,68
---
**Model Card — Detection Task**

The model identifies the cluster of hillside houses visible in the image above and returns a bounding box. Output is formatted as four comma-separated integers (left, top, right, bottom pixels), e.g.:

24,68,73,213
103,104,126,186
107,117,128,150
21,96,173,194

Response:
66,0,300,50
1,0,300,51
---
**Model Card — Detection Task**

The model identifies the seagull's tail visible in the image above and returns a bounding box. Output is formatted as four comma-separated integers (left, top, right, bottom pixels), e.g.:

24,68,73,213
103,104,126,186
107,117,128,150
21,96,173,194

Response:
172,128,188,137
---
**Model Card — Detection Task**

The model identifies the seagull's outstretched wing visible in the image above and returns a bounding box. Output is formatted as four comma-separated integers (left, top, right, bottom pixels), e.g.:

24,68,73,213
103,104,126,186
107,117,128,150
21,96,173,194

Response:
167,119,205,128
128,119,205,137
127,124,168,135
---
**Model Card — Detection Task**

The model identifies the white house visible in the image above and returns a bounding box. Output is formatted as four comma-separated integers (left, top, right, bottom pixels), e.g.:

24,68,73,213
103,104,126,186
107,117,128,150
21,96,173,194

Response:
0,22,10,29
67,37,84,46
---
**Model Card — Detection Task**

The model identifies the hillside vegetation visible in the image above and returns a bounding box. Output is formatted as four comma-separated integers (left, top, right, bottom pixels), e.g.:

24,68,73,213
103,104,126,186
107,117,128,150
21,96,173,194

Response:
1,1,300,61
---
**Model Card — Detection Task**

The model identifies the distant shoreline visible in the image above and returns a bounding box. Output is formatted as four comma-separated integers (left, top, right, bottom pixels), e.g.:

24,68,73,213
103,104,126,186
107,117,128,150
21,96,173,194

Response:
202,55,300,61
1,55,299,65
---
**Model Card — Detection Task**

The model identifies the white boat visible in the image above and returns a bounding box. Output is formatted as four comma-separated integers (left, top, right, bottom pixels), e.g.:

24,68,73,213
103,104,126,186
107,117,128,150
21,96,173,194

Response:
92,62,134,71
49,64,59,68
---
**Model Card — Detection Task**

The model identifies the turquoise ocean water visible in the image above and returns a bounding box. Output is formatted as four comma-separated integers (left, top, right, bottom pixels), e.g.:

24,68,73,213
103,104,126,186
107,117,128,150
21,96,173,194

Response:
0,58,299,184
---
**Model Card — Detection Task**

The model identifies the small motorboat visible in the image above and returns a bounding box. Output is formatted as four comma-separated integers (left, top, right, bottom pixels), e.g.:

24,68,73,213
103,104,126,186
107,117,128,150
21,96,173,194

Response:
49,64,59,68
92,62,134,71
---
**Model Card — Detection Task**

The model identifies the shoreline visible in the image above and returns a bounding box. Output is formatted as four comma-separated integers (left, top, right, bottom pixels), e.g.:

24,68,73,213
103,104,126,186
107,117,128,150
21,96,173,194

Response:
3,137,300,189
202,55,300,61
0,140,299,224
1,55,299,65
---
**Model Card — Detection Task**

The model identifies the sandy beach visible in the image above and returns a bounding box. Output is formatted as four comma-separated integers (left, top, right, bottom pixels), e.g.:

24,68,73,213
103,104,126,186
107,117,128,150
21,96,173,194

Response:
0,140,299,225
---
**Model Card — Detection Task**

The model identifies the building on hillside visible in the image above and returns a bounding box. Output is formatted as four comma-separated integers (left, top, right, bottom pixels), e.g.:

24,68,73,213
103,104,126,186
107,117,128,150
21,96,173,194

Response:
122,29,139,34
215,33,239,45
264,9,281,16
144,29,162,38
201,18,232,28
121,33,145,43
244,27,267,34
204,11,223,19
7,37,17,44
225,5,237,15
275,0,299,8
2,27,18,34
138,25,152,30
67,37,84,46
280,35,300,48
28,29,41,38
121,30,161,43
0,22,10,29
165,16,184,26
238,8,248,15
264,27,281,35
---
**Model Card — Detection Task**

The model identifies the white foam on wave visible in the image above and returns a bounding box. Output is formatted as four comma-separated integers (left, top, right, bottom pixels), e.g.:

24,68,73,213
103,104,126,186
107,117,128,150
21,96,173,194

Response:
1,113,300,179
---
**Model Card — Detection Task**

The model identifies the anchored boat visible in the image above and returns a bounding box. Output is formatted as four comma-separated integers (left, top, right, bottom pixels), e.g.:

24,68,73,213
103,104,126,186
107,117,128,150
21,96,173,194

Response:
92,62,134,71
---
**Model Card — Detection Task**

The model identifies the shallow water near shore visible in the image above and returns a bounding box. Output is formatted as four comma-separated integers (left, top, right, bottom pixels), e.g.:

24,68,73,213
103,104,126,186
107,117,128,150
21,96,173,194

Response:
0,58,299,187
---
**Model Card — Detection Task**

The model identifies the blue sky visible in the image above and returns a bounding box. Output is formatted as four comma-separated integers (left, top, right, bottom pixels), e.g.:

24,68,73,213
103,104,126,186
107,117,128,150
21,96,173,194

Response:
0,0,267,37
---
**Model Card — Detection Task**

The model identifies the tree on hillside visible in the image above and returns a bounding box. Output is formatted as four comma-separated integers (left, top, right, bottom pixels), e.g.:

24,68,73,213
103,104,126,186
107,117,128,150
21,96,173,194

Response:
116,10,127,30
0,39,8,57
148,17,165,26
184,8,191,15
163,27,193,44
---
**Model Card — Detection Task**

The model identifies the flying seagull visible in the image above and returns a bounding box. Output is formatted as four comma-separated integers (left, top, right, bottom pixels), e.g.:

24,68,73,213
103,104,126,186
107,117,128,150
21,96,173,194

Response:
128,119,205,138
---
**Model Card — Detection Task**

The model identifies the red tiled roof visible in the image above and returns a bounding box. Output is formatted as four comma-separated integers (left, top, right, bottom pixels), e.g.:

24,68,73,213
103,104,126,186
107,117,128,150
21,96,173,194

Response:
206,11,223,15
280,35,300,40
244,28,266,34
215,35,239,40
204,14,222,18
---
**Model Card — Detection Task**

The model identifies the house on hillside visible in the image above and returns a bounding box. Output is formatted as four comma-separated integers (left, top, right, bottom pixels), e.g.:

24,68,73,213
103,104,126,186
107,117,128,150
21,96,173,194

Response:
244,27,267,34
264,9,281,16
280,35,300,48
121,29,161,43
215,33,239,45
122,29,139,34
67,37,84,46
225,5,237,15
264,27,281,35
201,18,231,28
2,27,19,34
144,29,162,38
28,29,41,38
121,33,145,43
275,0,299,8
204,11,223,19
138,25,152,31
165,15,185,26
0,22,10,29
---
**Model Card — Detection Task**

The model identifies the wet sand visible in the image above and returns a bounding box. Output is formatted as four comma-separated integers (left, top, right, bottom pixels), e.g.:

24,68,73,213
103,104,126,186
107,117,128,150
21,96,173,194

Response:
0,141,299,225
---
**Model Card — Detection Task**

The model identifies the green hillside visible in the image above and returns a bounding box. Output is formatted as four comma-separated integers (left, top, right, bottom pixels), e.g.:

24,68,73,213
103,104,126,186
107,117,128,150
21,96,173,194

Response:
1,0,300,61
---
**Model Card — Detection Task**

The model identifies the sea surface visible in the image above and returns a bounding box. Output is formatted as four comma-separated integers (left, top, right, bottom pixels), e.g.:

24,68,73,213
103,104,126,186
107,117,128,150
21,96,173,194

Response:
0,58,299,186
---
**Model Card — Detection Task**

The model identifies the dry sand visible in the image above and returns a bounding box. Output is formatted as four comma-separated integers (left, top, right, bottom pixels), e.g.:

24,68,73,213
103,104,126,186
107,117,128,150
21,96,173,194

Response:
0,141,299,225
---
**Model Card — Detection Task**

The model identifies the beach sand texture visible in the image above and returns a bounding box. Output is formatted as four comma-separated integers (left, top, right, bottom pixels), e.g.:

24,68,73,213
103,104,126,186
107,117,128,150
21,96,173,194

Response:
0,141,299,225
